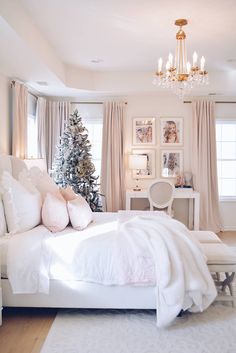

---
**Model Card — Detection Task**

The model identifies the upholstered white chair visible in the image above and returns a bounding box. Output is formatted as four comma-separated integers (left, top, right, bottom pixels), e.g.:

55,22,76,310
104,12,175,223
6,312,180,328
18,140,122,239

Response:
148,179,175,216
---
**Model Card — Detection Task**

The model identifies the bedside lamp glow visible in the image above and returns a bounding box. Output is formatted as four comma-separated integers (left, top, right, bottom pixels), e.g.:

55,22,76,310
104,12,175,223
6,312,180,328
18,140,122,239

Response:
129,154,147,191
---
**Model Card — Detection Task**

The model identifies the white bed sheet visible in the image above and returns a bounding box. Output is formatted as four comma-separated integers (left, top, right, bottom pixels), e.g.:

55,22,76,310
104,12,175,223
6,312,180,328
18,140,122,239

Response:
0,212,118,279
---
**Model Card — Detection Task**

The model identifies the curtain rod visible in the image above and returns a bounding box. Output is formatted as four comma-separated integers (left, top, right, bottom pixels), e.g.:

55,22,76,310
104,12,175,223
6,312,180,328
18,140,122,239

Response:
184,100,236,104
71,101,128,105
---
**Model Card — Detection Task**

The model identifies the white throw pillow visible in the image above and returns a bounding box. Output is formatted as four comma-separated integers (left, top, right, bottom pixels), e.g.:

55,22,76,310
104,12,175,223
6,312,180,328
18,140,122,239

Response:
0,171,41,234
42,193,69,233
67,195,93,230
0,196,7,236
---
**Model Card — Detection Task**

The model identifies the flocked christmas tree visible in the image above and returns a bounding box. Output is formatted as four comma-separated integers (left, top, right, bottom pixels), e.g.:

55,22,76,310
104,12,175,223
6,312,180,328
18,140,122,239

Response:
52,109,102,212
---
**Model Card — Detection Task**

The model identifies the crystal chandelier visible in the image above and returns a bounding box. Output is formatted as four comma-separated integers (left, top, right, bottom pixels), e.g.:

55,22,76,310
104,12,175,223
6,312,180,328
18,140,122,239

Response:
153,19,208,99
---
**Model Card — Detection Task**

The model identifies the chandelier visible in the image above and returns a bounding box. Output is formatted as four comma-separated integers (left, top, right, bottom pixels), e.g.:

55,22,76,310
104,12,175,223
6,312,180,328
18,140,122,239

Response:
153,19,208,99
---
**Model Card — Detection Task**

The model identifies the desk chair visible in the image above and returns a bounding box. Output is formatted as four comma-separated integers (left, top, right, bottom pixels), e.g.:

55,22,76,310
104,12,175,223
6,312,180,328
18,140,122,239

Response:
148,179,175,216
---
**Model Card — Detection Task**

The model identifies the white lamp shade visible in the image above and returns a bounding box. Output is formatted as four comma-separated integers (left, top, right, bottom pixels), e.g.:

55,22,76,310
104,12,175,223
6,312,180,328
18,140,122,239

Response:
129,154,147,170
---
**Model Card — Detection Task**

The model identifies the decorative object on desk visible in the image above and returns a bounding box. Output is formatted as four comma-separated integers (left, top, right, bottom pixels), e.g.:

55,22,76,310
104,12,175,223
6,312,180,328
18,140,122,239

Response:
160,117,183,146
161,150,183,178
184,172,193,188
175,173,185,188
129,154,147,191
132,149,156,179
132,117,156,145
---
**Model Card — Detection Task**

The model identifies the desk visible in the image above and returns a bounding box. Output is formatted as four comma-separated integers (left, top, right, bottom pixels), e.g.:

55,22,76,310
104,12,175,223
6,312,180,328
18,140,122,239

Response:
125,188,200,230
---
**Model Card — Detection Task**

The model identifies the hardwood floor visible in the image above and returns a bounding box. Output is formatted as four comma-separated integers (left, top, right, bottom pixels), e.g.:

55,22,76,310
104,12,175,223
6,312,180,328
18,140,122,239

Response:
0,308,57,353
0,231,236,353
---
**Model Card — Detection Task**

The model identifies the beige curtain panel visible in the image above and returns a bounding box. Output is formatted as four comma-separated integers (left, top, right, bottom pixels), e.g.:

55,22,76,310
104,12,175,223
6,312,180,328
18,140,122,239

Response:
191,100,222,233
12,82,28,159
37,97,47,159
101,102,125,212
37,100,70,172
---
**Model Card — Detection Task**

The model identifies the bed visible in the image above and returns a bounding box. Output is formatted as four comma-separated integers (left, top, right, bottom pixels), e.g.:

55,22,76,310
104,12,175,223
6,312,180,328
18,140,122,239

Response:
0,155,236,328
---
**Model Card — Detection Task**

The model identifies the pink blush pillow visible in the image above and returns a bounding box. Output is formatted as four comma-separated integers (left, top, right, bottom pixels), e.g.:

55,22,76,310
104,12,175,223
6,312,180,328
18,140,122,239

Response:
42,193,69,233
67,195,93,230
60,187,76,201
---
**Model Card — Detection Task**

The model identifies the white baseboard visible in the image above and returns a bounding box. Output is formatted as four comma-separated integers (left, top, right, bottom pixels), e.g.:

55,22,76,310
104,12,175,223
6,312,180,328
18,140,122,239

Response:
221,226,236,231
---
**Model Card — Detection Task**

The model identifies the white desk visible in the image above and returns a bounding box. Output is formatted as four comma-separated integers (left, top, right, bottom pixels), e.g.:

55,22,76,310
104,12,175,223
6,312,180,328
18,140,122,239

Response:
126,188,200,230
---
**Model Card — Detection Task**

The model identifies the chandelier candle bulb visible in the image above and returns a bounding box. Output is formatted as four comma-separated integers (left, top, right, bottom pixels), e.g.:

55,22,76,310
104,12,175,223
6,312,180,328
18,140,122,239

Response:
187,61,191,74
158,58,163,73
200,56,205,72
166,61,171,70
193,51,198,67
168,53,173,67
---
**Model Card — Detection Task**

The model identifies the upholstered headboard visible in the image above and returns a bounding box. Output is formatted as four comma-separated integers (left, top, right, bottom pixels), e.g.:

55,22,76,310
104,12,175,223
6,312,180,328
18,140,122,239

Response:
0,155,27,180
0,155,28,236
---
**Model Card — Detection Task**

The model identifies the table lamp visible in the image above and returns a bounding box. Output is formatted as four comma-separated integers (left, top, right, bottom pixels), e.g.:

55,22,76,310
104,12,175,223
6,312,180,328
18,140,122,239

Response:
129,154,147,191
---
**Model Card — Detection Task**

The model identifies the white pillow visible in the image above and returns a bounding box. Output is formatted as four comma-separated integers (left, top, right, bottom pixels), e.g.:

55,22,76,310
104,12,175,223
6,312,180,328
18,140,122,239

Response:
42,193,69,233
67,195,93,230
0,196,7,236
0,171,41,234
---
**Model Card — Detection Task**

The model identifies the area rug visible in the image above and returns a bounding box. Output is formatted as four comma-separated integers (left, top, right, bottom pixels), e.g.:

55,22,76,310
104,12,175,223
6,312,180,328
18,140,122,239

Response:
41,304,236,353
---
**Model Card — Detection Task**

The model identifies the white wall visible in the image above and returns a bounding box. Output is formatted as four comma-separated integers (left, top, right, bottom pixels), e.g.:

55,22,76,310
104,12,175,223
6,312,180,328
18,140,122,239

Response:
0,73,10,154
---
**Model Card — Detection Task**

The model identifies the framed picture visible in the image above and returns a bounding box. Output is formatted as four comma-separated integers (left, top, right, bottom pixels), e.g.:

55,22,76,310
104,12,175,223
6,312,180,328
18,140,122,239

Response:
160,117,183,146
133,117,156,145
132,149,156,179
161,150,183,178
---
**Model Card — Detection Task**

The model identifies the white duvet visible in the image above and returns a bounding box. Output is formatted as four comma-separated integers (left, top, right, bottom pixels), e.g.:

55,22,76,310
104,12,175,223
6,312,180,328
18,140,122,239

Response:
7,212,217,327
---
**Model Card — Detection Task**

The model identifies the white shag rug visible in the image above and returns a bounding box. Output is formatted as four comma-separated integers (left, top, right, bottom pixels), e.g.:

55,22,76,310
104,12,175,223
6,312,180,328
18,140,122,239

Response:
41,304,236,353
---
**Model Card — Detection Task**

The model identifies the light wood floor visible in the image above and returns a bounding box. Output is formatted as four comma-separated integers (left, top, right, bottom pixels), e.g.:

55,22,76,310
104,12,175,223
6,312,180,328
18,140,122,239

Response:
0,308,57,353
0,231,236,353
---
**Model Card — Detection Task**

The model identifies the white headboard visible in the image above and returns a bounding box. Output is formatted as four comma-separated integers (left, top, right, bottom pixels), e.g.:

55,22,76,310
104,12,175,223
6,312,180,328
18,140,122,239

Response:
0,155,27,179
0,155,28,236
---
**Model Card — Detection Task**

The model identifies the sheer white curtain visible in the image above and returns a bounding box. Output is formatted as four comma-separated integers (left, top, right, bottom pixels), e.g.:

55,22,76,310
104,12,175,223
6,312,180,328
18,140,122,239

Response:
37,100,70,171
12,82,28,159
101,102,125,211
191,100,222,232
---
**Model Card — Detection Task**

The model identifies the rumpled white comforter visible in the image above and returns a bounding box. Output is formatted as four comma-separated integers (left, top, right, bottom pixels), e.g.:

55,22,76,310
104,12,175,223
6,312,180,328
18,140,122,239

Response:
7,212,217,327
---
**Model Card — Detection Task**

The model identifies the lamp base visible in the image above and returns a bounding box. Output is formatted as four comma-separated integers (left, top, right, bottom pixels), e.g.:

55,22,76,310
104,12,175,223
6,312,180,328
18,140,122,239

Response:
133,187,141,191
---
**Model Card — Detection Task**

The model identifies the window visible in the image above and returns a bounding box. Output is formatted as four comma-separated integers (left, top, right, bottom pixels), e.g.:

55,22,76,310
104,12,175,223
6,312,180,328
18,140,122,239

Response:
27,93,38,158
216,120,236,199
71,103,103,182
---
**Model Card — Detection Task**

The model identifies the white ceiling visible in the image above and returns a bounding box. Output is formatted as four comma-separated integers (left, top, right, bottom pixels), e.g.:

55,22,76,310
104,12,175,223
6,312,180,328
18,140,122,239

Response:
0,0,236,97
20,0,236,72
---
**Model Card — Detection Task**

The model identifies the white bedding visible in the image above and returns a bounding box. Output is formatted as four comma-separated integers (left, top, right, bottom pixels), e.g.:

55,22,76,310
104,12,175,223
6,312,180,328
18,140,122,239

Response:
5,211,217,327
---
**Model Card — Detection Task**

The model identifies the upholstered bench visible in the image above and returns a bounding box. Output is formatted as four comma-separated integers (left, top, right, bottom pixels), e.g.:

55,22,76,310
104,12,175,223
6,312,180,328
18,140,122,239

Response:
190,230,236,306
191,230,222,243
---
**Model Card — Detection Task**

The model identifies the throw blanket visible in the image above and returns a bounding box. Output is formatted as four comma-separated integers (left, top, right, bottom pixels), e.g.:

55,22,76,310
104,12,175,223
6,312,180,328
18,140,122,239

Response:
7,214,217,327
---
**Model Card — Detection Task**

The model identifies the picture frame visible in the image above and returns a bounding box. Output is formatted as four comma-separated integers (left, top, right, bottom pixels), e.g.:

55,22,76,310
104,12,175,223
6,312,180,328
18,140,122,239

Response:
160,117,183,146
132,149,156,179
160,150,183,178
133,117,156,145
